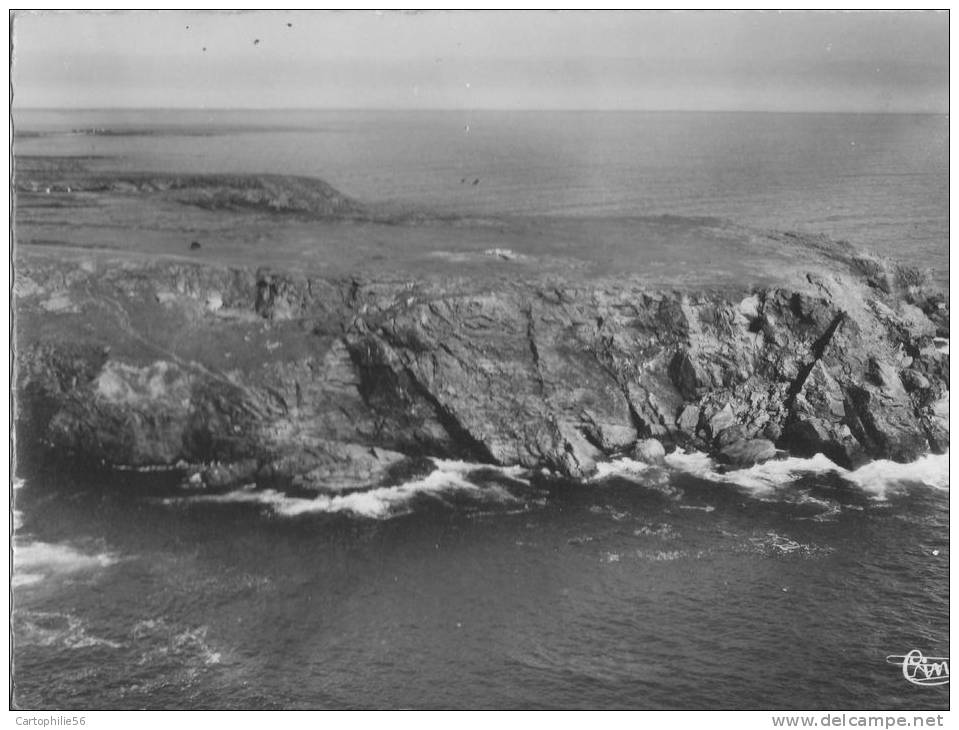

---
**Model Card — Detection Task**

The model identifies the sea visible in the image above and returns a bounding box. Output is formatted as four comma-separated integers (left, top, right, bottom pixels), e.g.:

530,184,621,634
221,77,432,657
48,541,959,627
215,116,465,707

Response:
11,109,950,710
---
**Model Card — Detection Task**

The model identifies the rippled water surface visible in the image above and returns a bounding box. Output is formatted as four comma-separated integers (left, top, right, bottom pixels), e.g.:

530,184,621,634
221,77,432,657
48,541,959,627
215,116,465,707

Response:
12,453,949,710
13,109,949,279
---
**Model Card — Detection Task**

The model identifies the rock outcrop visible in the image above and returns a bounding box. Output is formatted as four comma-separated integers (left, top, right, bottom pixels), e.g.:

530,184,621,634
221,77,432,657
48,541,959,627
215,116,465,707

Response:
14,238,948,492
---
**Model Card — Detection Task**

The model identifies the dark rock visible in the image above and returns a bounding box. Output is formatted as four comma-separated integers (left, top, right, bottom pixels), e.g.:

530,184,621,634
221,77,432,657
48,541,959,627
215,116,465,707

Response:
921,402,949,454
705,404,737,440
716,438,777,468
584,422,637,453
14,241,949,484
715,424,747,448
669,351,705,400
781,417,868,469
189,241,201,250
761,422,782,443
201,459,259,488
901,368,931,393
632,438,665,465
675,404,700,434
843,384,929,463
851,254,895,294
866,357,907,400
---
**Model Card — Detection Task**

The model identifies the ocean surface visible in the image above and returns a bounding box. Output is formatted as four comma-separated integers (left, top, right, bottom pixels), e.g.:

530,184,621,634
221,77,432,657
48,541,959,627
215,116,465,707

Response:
13,109,949,279
11,110,950,710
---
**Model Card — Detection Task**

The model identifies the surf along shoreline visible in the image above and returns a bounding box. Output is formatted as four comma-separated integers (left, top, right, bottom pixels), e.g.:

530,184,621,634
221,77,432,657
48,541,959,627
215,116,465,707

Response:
13,157,950,505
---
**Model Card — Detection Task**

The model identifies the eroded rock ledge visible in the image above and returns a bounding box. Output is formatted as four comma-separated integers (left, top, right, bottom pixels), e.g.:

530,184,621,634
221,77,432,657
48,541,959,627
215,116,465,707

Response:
14,243,949,492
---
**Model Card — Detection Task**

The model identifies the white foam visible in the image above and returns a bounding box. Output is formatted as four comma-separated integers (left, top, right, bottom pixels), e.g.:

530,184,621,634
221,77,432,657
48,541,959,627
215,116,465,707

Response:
112,463,183,473
845,451,949,497
635,549,691,562
590,457,651,481
745,531,835,558
13,539,121,586
16,611,123,650
132,619,221,666
171,459,528,519
665,448,839,494
665,447,948,499
663,448,715,475
431,458,531,484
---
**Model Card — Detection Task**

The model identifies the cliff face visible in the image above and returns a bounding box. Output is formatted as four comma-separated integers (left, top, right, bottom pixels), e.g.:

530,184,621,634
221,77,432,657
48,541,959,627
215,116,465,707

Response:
14,240,948,492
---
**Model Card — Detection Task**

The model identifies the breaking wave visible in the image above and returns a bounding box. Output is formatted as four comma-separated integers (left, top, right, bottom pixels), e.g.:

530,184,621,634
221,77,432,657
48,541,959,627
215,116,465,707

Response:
13,490,123,588
13,540,122,588
663,448,948,499
166,459,532,519
590,457,653,481
843,452,949,497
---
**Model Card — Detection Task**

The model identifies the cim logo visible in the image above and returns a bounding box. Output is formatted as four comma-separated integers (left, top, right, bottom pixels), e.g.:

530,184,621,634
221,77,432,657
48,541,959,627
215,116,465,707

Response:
886,650,949,686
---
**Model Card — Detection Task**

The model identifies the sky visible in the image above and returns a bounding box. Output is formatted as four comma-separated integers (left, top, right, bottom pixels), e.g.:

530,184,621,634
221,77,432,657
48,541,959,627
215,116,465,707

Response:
11,10,949,113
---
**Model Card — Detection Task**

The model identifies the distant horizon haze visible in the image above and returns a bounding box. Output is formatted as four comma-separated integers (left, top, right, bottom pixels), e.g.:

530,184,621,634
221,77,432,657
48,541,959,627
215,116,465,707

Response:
12,107,951,116
11,10,948,114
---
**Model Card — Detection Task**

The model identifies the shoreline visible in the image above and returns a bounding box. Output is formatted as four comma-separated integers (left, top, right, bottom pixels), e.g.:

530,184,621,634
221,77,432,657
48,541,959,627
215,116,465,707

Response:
12,159,949,495
13,241,949,495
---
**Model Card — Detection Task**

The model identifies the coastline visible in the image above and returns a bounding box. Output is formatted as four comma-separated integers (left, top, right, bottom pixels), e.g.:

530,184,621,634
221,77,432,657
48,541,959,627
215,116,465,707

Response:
13,162,949,496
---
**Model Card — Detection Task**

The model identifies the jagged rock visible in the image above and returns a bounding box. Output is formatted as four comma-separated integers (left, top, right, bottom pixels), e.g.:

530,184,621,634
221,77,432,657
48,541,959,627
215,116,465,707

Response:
583,421,637,452
554,421,601,478
705,404,737,440
782,417,868,469
200,459,259,488
851,253,895,294
844,384,929,463
737,294,761,322
867,357,908,400
716,438,777,468
901,369,931,393
676,404,701,434
795,361,846,421
13,244,949,484
781,360,865,467
715,424,747,448
920,394,949,454
761,422,782,443
669,351,707,399
632,438,666,465
922,416,949,454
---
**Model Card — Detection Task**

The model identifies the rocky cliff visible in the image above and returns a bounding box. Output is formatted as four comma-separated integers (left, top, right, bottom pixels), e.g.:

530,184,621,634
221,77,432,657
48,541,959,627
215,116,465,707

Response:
14,237,949,493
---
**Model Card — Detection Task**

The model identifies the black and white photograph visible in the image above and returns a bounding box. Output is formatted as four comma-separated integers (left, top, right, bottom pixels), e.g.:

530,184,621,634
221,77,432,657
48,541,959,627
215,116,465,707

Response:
9,9,950,713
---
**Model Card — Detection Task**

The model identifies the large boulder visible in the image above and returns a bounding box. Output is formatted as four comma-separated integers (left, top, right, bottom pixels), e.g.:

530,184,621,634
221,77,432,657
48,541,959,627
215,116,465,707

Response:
633,438,666,465
716,438,777,468
843,384,929,463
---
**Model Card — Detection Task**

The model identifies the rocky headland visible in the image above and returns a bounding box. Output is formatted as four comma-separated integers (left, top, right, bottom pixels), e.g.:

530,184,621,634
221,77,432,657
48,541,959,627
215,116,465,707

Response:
14,159,950,493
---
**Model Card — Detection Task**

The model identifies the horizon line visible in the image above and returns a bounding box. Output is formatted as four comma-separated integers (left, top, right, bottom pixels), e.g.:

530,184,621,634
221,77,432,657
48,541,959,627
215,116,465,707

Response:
12,106,948,116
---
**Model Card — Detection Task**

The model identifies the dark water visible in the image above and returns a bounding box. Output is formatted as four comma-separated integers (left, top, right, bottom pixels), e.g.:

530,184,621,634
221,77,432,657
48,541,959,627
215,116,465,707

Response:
12,453,949,710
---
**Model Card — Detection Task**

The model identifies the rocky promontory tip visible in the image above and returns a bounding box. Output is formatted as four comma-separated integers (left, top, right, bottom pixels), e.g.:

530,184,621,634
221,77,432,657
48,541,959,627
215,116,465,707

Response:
14,232,948,492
